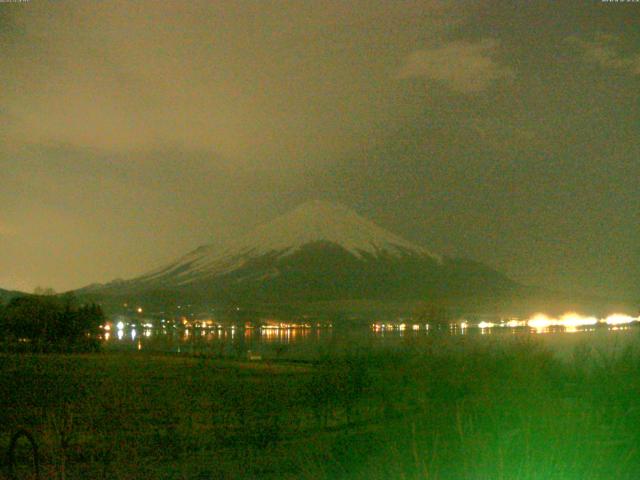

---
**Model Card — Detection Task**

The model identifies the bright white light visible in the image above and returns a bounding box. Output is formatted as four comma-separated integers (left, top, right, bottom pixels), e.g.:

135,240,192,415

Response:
506,319,524,328
116,321,125,330
605,314,637,326
478,321,495,329
460,321,468,329
528,314,553,330
527,312,601,331
558,312,598,328
136,307,143,313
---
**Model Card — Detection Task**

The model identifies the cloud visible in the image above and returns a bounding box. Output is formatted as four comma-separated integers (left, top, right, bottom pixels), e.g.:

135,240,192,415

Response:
0,219,17,237
0,0,466,170
566,35,640,75
397,39,514,93
470,117,539,152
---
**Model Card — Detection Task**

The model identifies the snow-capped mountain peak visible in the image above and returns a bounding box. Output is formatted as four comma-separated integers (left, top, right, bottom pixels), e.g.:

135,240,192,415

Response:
137,200,438,285
233,200,432,257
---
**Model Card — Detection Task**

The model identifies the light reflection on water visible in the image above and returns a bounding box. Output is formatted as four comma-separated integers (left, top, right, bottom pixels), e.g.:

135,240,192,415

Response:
102,323,640,360
103,326,329,356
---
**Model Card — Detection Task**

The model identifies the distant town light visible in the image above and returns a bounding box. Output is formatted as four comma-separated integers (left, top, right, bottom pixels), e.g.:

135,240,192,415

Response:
605,313,637,326
528,314,553,330
558,312,597,328
506,319,524,328
527,312,598,330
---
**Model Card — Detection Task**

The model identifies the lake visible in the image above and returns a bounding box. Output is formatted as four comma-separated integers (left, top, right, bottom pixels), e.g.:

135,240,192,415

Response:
103,322,640,360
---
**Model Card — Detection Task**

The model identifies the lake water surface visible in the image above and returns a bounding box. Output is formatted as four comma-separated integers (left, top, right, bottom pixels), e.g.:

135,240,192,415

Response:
103,323,640,361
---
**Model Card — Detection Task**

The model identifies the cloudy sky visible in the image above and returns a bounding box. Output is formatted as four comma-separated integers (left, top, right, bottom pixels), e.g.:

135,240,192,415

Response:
1,0,638,298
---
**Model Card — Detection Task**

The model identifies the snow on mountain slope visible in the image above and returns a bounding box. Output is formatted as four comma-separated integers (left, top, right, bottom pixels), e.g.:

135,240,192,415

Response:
137,200,439,286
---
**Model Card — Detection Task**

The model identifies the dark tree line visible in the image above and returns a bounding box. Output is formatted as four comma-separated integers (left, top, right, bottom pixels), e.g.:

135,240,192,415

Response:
0,294,104,352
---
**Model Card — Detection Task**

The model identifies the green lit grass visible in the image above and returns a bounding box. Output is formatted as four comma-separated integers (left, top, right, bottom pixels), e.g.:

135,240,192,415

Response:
1,336,640,479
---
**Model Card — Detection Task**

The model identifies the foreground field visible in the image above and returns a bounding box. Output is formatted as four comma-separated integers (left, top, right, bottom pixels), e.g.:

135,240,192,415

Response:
2,335,640,479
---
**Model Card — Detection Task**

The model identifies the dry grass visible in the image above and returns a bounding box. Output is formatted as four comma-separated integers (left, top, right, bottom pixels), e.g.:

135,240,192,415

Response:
1,335,640,479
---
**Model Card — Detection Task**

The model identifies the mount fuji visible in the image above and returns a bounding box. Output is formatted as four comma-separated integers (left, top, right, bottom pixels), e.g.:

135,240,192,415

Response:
83,201,517,306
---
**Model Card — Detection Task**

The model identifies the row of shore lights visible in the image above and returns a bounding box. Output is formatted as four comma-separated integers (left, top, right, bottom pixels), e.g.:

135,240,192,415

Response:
373,313,639,332
102,321,324,331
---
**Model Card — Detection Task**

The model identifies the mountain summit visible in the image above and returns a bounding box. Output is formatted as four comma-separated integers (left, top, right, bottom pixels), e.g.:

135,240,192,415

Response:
86,201,516,305
234,200,437,259
139,200,439,287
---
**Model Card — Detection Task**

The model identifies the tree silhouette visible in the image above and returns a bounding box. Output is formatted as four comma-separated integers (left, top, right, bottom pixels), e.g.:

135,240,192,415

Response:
1,294,104,351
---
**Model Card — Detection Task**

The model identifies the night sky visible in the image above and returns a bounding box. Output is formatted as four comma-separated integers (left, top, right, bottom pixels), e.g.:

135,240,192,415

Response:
1,1,638,298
